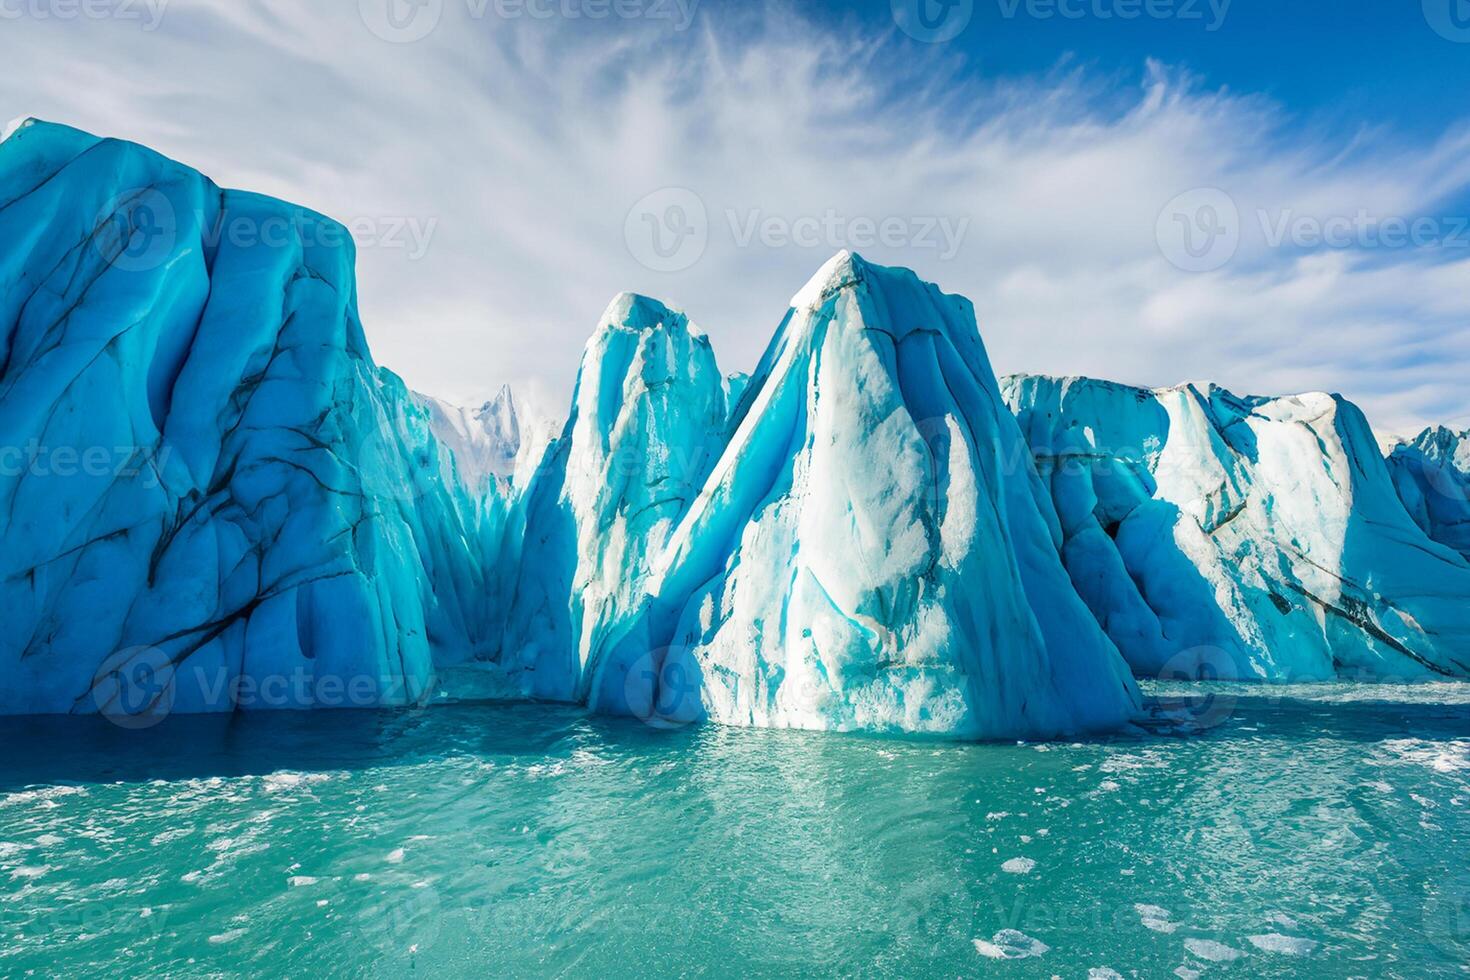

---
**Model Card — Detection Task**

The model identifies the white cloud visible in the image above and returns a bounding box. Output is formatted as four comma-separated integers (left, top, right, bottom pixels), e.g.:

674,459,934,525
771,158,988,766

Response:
1,2,1467,435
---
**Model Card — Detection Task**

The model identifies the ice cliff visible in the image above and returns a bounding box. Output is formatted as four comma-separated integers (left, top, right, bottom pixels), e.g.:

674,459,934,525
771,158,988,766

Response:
490,293,729,701
1386,426,1470,562
1003,375,1470,681
581,253,1143,738
13,117,1464,737
0,119,501,715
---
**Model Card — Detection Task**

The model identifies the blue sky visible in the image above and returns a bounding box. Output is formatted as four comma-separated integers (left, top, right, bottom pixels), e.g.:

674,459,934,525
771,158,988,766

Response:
1,0,1468,434
844,0,1470,135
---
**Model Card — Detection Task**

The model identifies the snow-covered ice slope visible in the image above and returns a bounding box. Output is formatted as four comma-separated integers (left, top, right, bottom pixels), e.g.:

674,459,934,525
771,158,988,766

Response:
1004,375,1470,681
415,385,521,485
494,293,728,701
588,253,1142,739
1387,427,1470,562
0,119,501,715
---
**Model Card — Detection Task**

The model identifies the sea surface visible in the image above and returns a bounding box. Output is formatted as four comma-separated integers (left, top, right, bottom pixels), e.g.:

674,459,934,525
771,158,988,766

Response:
2,683,1468,977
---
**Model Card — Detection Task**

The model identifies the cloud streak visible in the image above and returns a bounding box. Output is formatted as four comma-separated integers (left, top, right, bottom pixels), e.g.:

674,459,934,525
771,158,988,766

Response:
1,1,1467,434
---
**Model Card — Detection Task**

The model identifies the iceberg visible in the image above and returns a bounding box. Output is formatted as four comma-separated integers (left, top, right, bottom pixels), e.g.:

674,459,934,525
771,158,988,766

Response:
1386,426,1470,561
492,293,729,701
1003,375,1470,681
585,253,1142,738
0,119,501,716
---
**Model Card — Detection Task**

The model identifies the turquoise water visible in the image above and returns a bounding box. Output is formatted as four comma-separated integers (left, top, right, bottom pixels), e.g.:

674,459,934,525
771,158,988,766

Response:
2,685,1468,977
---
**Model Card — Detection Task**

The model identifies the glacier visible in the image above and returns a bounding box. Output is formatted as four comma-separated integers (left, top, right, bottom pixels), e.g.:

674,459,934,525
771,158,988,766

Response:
0,118,502,716
580,253,1142,738
1003,375,1470,682
5,116,1467,736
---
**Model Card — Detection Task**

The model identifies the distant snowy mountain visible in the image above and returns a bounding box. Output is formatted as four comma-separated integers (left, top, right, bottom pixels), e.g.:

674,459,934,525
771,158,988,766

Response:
414,385,521,484
1004,375,1470,682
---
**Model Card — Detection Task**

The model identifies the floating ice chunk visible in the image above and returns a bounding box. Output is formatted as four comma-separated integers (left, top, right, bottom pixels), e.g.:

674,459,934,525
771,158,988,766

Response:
1136,904,1178,933
1247,933,1317,956
973,929,1050,959
385,848,406,864
1089,970,1124,979
1184,938,1246,962
1002,857,1037,874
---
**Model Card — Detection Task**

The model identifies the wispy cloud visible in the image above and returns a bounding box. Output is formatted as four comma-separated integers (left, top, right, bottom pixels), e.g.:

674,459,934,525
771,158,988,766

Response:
2,1,1467,434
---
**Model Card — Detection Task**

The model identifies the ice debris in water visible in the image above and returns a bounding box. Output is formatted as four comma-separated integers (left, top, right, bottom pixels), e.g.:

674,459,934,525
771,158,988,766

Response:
1135,904,1178,934
1247,933,1317,956
973,929,1050,959
1183,938,1246,962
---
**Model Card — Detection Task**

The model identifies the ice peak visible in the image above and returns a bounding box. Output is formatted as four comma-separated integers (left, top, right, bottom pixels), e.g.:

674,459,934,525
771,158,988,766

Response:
1,116,38,144
789,249,867,311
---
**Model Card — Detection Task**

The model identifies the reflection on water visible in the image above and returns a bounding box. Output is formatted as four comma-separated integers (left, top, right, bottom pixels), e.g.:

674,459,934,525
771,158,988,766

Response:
1,684,1467,977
